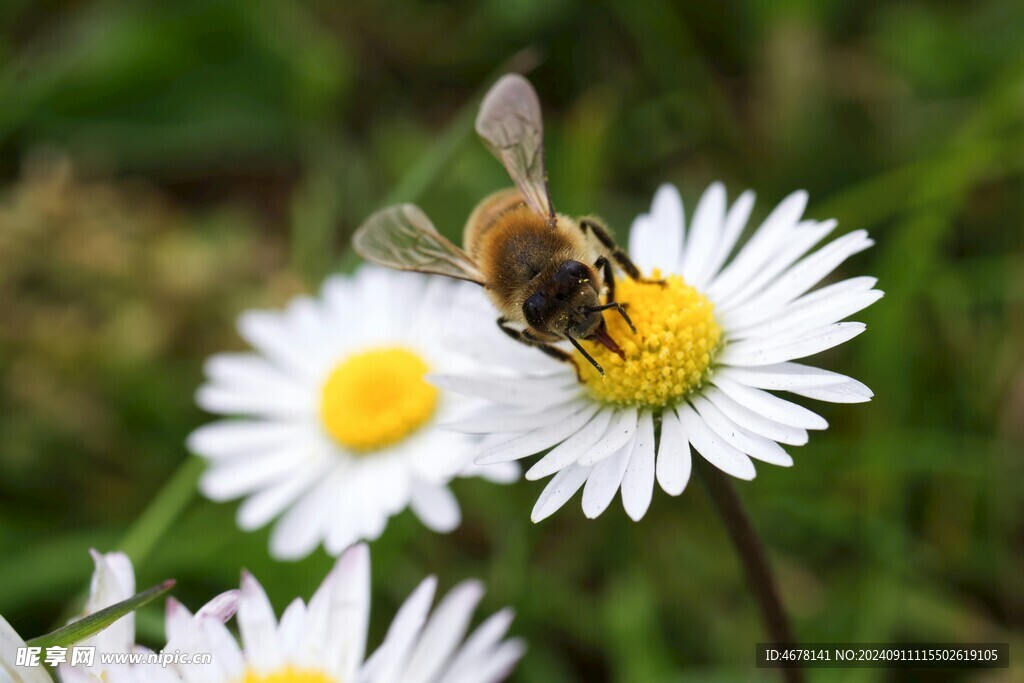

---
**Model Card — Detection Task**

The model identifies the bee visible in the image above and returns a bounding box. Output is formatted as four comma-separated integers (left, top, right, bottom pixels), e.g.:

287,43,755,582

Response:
353,74,655,376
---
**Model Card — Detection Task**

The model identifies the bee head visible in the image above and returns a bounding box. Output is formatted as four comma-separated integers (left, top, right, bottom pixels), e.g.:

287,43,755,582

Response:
523,260,605,339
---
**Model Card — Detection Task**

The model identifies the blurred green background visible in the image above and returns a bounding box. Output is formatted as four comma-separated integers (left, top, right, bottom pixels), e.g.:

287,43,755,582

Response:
1,0,1022,681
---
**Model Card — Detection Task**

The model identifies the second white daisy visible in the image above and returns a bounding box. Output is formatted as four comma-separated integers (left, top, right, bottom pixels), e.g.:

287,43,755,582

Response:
188,267,517,560
99,544,523,683
434,183,882,522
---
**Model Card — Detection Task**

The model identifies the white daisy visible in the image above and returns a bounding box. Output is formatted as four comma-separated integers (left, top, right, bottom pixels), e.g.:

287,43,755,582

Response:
433,183,882,522
188,266,517,559
102,543,524,683
1,551,237,683
59,551,239,683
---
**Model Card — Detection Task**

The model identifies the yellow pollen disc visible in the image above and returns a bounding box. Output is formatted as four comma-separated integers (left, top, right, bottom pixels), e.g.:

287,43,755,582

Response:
578,273,722,408
319,347,438,453
241,669,336,683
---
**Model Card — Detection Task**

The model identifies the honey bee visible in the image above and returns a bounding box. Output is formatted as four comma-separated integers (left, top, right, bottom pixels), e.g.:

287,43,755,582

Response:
353,74,655,376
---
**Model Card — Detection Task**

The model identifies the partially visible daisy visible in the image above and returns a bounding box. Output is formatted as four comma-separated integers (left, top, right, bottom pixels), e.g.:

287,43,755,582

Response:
59,551,239,683
188,267,517,559
0,551,237,683
103,543,524,683
1,617,49,683
434,183,882,521
60,550,137,682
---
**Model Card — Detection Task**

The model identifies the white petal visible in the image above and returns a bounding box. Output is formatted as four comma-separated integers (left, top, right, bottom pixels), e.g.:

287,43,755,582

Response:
680,182,725,283
203,353,309,403
445,639,526,683
677,403,756,480
319,544,371,679
525,408,613,480
728,279,881,339
409,482,461,533
276,598,307,661
620,411,655,521
707,190,807,303
581,432,635,518
83,550,135,654
463,460,520,484
531,464,591,522
576,407,639,465
0,616,52,683
474,402,600,464
441,399,587,434
629,183,685,274
237,572,282,673
788,381,873,403
691,396,793,466
655,409,692,496
718,220,836,313
704,387,809,446
237,309,322,380
196,618,245,680
724,230,873,324
711,375,827,429
370,577,438,683
164,592,241,669
164,597,193,644
194,385,313,418
200,447,311,501
269,470,339,560
186,420,304,460
428,373,579,407
236,456,333,531
718,322,867,367
402,581,484,683
696,189,755,289
440,608,515,682
717,362,859,391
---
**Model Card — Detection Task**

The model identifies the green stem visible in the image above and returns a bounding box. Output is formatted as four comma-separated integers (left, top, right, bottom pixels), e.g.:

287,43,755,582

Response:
118,457,204,565
697,460,804,683
53,457,203,627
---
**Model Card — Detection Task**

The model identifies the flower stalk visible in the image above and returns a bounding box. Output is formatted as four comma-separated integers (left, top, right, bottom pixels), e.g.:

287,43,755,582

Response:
697,460,804,683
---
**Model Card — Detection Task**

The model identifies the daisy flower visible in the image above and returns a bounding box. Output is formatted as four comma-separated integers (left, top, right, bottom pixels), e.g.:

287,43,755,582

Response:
59,551,239,683
102,543,524,683
0,551,137,683
434,183,882,522
1,551,237,683
188,267,517,559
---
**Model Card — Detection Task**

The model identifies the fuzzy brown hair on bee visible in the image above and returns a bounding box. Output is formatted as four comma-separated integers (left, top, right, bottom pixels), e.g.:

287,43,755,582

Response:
466,188,613,343
352,74,659,377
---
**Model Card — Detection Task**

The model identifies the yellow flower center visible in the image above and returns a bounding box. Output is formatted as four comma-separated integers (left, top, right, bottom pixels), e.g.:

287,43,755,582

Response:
319,347,438,452
241,669,336,683
578,274,722,408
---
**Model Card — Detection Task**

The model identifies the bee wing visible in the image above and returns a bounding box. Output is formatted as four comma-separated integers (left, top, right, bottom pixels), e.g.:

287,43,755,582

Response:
475,73,554,222
352,203,485,285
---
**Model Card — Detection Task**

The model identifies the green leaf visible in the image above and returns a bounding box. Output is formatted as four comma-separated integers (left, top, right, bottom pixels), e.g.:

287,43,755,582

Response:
26,580,175,650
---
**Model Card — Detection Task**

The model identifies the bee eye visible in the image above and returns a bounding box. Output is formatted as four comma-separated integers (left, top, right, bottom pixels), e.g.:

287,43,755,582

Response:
523,292,548,329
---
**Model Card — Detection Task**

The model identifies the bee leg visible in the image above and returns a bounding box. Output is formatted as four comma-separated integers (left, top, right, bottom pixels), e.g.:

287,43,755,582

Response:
580,217,665,286
583,302,636,334
496,317,586,381
566,336,605,377
594,255,616,302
